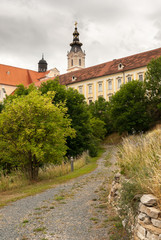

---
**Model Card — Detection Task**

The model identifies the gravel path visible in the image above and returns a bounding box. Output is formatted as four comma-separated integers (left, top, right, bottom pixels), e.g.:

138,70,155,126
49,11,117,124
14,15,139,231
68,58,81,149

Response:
0,145,117,240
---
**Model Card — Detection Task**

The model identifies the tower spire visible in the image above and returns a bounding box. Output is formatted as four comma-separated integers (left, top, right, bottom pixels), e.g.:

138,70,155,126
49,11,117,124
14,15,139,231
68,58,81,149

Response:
67,22,86,72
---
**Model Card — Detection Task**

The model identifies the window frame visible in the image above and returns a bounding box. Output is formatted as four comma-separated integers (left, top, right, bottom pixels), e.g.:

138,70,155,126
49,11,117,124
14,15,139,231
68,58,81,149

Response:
98,82,103,92
88,85,92,94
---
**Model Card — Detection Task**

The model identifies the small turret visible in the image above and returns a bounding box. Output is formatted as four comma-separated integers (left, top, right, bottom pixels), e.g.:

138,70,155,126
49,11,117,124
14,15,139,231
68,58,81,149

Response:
38,54,48,72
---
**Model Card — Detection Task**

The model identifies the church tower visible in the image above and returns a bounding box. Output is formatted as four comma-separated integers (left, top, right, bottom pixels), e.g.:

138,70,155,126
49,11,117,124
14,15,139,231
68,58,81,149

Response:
38,54,48,72
67,22,85,72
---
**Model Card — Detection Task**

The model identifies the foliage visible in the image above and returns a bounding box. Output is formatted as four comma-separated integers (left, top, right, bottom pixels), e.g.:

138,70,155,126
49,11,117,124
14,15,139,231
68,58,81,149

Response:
0,90,75,180
90,117,106,140
39,79,92,157
39,78,67,104
145,56,161,121
108,80,150,134
88,97,112,134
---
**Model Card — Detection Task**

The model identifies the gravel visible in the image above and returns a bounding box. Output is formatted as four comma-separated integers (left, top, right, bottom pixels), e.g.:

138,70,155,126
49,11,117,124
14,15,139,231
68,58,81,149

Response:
0,145,117,240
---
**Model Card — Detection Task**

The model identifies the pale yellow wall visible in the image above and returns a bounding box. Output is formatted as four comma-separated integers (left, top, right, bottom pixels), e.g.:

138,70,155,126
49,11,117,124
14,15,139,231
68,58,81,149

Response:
0,85,17,102
67,66,147,103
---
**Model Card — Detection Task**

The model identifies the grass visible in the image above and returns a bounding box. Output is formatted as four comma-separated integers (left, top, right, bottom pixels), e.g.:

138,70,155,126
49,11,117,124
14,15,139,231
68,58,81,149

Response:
104,132,126,145
0,147,105,207
117,128,161,207
33,227,46,232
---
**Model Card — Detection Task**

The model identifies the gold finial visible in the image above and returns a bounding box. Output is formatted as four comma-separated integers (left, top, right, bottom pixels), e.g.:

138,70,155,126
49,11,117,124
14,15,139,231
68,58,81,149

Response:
75,21,78,28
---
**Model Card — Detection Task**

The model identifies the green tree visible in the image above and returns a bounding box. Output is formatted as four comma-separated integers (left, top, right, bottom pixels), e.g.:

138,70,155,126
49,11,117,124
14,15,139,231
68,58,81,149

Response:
145,56,161,121
88,97,112,134
39,78,67,104
0,90,75,180
39,79,92,157
90,117,106,140
108,80,150,134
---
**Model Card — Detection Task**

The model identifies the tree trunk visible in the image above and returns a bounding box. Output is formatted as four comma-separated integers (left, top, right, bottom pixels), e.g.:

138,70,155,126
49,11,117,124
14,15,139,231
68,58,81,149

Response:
25,151,39,181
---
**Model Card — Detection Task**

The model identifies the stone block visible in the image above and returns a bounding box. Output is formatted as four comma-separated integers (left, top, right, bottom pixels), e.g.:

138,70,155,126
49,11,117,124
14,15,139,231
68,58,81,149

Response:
152,219,161,229
141,194,158,207
138,213,147,221
144,216,151,225
140,203,160,219
137,224,147,238
147,231,159,240
138,220,161,234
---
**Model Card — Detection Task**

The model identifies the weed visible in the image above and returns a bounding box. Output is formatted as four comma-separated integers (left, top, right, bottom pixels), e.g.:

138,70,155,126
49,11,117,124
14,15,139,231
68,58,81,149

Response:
22,219,29,224
54,195,65,201
33,227,46,232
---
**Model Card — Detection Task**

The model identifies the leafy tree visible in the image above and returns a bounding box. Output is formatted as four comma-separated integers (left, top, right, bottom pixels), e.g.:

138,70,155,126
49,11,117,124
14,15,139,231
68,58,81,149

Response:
90,117,106,140
145,56,161,120
39,78,67,104
40,79,92,157
108,80,150,134
0,90,75,180
88,97,112,134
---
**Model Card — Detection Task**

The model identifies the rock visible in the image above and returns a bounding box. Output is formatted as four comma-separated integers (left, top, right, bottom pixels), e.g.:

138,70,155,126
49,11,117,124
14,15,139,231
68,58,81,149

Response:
152,219,161,229
141,194,158,207
144,216,151,225
147,231,160,240
138,219,161,235
139,203,161,219
138,212,147,221
114,172,121,183
137,224,147,239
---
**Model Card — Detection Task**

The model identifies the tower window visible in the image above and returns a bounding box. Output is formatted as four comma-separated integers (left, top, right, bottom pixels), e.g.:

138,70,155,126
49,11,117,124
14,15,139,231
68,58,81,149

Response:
79,59,81,66
71,59,73,66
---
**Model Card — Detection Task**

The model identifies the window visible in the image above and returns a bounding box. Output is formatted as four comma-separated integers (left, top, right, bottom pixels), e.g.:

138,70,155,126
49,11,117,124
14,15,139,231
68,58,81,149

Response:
79,59,81,66
88,85,92,94
127,76,132,82
98,83,103,92
89,99,92,104
79,86,83,94
2,87,6,94
139,74,143,82
71,59,73,66
108,80,112,90
118,79,121,89
118,63,124,70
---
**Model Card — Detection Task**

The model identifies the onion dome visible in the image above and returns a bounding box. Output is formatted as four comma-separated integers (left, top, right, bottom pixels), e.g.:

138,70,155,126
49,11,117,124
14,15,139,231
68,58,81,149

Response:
38,54,48,72
70,22,83,52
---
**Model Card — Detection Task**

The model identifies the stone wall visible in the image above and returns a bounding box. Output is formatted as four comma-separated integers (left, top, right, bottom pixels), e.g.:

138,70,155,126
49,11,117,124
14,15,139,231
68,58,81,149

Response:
135,194,161,240
109,174,161,240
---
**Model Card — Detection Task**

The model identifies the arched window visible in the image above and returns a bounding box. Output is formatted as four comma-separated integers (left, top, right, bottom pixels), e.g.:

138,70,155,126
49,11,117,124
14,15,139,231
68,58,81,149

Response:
79,59,81,66
71,59,73,66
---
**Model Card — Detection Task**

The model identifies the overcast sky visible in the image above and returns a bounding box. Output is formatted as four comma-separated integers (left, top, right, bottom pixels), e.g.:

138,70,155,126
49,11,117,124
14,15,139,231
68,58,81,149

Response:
0,0,161,74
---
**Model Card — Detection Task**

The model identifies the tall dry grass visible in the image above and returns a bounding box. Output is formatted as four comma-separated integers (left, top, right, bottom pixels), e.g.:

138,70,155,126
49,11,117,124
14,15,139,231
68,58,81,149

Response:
117,129,161,205
0,152,89,192
39,152,89,180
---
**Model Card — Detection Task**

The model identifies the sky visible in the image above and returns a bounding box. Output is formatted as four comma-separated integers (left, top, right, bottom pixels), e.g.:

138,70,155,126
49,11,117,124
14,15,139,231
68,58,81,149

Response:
0,0,161,74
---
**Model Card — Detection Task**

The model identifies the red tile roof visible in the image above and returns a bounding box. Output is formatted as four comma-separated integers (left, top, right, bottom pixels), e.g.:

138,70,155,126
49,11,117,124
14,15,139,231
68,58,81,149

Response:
0,64,48,86
57,47,161,86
